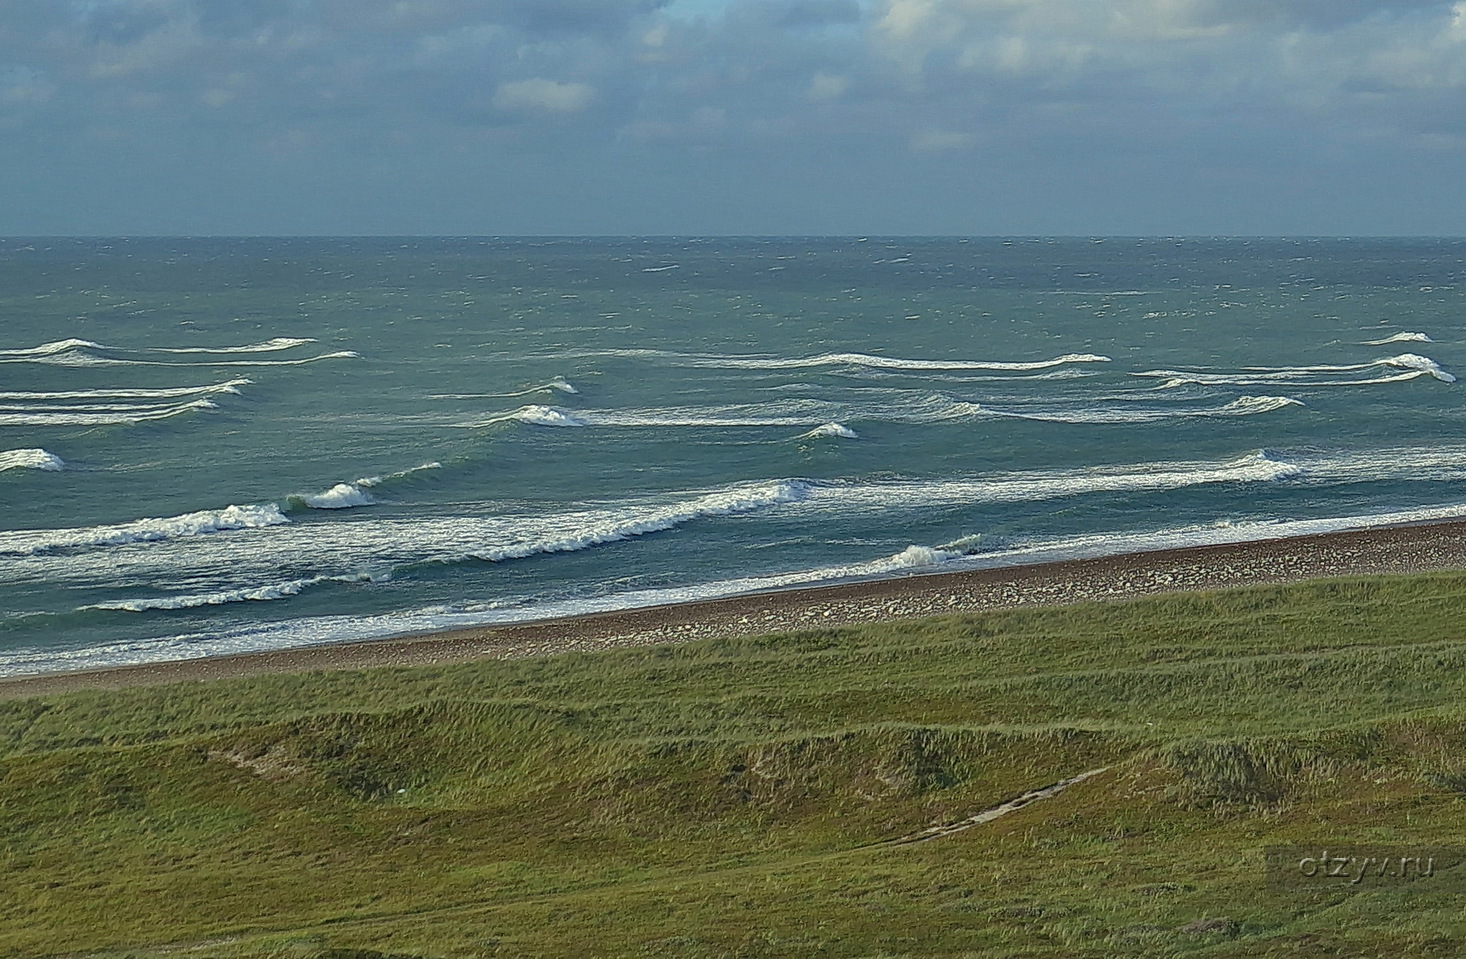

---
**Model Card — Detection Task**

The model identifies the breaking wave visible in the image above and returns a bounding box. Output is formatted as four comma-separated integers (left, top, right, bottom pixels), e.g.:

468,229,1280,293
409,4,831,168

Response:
801,422,859,439
287,462,442,510
0,448,64,472
431,380,579,399
479,392,1297,430
0,399,217,427
1362,332,1432,346
0,503,289,556
0,378,251,402
549,348,1111,372
90,572,378,612
1138,353,1455,387
154,337,316,354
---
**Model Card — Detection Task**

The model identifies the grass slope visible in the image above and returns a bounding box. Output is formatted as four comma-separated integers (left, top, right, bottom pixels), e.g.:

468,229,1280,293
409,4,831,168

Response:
5,573,1466,957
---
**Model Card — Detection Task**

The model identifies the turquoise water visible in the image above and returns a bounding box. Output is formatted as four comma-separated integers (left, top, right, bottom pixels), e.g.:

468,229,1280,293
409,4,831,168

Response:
1,237,1463,675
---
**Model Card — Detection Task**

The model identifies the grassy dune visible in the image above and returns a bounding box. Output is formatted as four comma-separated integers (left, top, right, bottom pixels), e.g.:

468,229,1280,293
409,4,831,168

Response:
6,573,1466,957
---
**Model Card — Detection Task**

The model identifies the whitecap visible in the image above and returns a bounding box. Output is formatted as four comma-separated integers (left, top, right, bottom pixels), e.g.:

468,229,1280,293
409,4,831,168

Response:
431,380,579,399
0,503,289,556
1362,332,1432,346
0,448,64,472
801,422,859,439
0,378,251,401
300,483,375,510
90,572,377,612
1136,353,1454,386
0,398,216,427
154,337,316,354
550,348,1112,372
357,462,442,488
0,338,105,357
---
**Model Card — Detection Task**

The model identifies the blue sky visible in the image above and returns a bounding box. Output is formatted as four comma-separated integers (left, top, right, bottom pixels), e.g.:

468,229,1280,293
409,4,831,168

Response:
2,0,1465,235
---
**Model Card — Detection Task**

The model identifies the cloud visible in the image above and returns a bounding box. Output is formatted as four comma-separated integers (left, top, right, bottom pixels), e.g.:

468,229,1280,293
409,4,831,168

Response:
493,77,597,114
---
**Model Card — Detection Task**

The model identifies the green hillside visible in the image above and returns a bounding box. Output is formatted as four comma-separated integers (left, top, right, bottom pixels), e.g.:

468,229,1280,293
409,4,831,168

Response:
5,573,1466,957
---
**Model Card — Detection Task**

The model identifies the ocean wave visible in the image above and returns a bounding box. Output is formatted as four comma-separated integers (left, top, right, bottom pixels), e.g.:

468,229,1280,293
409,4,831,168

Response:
432,380,579,400
0,448,64,472
480,392,1296,431
550,348,1111,372
296,483,376,510
801,422,859,439
5,348,358,368
358,462,442,487
0,378,251,401
0,398,217,426
978,395,1303,424
89,572,377,612
153,337,316,354
287,462,442,511
444,481,811,564
0,503,289,556
799,452,1301,513
0,338,105,357
13,497,1466,677
1138,353,1455,387
1362,332,1432,345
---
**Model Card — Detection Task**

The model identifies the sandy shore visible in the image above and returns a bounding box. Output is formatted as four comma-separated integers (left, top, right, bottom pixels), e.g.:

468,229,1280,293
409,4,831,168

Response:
4,518,1466,700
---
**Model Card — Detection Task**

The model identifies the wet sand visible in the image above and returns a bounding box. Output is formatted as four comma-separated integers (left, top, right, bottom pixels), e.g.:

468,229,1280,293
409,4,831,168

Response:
4,518,1466,700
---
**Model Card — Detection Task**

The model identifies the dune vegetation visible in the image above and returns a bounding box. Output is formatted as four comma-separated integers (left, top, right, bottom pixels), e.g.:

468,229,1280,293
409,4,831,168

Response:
6,572,1466,957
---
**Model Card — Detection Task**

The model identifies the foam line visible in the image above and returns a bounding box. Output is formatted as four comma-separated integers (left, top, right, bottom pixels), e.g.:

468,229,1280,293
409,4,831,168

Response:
1138,353,1455,386
1362,332,1432,345
0,503,289,556
548,348,1112,372
89,572,376,612
0,378,251,401
153,337,316,354
0,399,217,427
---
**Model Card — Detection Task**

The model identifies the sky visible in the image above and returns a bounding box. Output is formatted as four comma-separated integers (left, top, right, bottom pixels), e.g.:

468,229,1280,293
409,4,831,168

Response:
2,0,1465,235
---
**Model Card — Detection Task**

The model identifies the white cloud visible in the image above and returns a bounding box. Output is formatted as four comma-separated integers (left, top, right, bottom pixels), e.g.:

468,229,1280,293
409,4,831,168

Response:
492,77,596,114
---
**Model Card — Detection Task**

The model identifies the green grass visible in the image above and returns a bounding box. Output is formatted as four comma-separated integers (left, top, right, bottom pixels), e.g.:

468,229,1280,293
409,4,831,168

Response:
6,572,1466,956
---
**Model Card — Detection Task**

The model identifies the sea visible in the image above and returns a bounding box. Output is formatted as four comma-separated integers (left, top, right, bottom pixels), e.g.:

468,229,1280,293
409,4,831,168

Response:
1,237,1463,677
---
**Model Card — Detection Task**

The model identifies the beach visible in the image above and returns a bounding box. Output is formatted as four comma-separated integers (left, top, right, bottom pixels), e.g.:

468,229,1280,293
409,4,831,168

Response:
5,516,1464,700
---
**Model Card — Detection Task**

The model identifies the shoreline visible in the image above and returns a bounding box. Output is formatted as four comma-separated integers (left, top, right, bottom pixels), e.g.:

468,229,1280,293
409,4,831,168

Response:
5,517,1466,700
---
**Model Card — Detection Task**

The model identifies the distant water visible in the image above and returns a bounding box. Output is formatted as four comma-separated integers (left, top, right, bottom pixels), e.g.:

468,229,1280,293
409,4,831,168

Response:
2,237,1464,676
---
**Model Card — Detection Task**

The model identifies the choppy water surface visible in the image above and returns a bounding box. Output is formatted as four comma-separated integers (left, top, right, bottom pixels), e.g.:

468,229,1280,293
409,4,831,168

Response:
2,237,1463,674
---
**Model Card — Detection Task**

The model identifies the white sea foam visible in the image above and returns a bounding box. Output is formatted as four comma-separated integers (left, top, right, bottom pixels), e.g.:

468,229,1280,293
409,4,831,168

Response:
301,483,376,509
793,452,1302,514
0,378,251,401
0,398,217,426
290,462,442,509
14,495,1466,677
0,338,105,357
91,572,376,612
549,348,1111,372
1362,332,1432,345
704,351,1114,372
1139,353,1455,386
6,349,358,368
481,392,1294,431
801,422,859,439
0,449,64,472
0,503,289,556
154,337,316,354
977,395,1302,424
357,462,442,487
432,380,579,399
506,405,590,427
450,481,811,564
